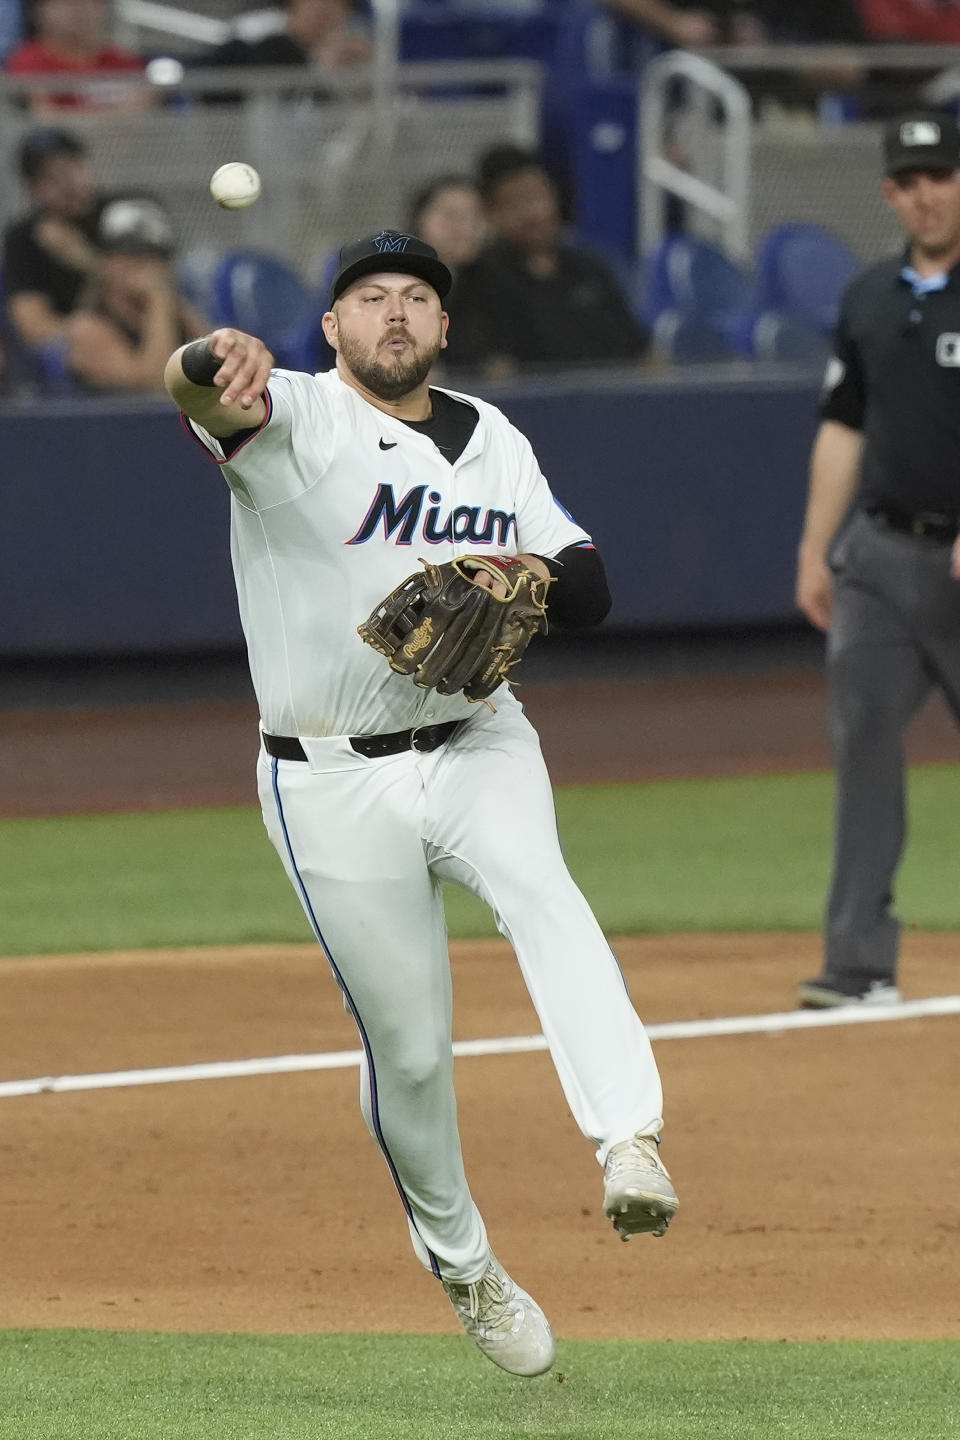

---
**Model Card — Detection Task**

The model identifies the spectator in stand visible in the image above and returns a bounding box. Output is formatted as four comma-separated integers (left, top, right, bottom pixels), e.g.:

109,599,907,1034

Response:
4,0,151,112
845,2,960,114
2,126,106,351
596,0,766,47
65,196,208,393
207,0,371,71
856,1,960,42
599,1,868,128
598,0,864,46
409,176,488,277
443,146,650,377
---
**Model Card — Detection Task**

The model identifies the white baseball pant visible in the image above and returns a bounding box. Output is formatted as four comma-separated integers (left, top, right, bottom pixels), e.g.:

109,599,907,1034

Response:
258,701,664,1283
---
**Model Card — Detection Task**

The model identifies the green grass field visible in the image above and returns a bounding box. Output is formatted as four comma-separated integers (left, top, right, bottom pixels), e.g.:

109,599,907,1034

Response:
2,1332,957,1440
4,768,959,1437
1,765,959,955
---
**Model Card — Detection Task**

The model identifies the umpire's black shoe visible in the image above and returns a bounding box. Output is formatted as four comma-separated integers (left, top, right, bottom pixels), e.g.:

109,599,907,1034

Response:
797,975,903,1009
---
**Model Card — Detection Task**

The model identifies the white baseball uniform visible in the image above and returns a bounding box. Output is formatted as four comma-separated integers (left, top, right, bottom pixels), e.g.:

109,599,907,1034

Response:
188,367,664,1283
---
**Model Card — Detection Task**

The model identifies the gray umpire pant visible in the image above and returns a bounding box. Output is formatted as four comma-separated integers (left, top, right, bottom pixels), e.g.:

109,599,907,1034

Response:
825,507,960,983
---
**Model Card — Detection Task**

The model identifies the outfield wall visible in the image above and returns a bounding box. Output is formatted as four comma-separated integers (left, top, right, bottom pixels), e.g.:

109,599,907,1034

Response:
0,369,820,656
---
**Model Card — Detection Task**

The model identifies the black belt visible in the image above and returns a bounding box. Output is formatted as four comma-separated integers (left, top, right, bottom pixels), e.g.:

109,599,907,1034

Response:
263,720,461,762
866,506,960,542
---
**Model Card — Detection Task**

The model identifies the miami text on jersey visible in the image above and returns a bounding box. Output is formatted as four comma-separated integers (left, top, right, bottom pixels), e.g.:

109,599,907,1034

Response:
348,484,518,547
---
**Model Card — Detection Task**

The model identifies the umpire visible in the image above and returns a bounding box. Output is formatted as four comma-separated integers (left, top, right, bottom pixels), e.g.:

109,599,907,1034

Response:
796,110,960,1009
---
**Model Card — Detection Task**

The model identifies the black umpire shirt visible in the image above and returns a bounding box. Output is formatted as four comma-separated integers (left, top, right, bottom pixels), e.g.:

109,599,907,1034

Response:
821,252,960,513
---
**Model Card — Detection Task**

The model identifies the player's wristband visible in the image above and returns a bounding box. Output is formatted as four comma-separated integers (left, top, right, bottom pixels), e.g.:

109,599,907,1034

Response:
180,339,220,387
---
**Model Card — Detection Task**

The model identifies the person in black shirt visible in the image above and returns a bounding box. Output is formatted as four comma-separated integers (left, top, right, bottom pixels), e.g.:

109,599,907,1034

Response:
2,126,104,351
207,0,370,72
795,110,960,1009
597,0,865,46
598,1,869,118
442,146,650,377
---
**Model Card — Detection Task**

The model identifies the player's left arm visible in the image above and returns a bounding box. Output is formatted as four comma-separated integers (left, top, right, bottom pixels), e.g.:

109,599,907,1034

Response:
471,552,551,594
468,546,609,626
506,424,612,626
539,544,612,627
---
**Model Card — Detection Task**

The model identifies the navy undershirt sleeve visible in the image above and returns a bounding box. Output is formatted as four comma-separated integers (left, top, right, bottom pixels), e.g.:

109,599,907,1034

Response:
542,545,612,628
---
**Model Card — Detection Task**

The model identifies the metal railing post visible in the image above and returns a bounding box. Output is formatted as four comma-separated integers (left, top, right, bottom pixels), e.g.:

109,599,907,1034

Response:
639,50,751,259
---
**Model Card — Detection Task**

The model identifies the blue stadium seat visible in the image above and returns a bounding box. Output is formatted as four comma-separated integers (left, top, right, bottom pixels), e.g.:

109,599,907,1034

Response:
177,245,221,314
0,0,23,63
644,234,758,356
755,223,860,335
210,250,320,370
751,310,833,363
652,309,739,364
32,337,75,393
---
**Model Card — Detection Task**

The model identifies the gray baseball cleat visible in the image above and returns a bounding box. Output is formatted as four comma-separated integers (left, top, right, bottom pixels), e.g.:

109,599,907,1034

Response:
603,1134,679,1240
442,1255,556,1377
797,976,902,1009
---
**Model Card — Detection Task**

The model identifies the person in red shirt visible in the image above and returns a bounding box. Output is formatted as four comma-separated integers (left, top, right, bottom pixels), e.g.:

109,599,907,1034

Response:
857,1,960,42
4,0,150,112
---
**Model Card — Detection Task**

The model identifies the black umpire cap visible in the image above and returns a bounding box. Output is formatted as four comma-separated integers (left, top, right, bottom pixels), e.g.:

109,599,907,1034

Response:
330,230,452,304
884,111,960,177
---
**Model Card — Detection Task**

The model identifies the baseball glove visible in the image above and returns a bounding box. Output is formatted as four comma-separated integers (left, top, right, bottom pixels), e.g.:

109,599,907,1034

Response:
358,555,552,701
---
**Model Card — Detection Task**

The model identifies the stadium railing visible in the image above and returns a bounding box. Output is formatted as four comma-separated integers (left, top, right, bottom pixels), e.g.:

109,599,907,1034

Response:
640,43,960,265
0,59,542,278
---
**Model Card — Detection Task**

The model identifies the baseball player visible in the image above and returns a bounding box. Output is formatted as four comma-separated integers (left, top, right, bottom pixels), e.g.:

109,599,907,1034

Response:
164,230,678,1377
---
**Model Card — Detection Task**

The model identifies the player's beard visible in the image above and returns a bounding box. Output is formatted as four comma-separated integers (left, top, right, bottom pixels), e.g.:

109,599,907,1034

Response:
338,326,441,399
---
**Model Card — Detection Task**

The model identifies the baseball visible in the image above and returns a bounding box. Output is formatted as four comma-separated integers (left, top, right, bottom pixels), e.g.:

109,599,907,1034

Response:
209,162,261,210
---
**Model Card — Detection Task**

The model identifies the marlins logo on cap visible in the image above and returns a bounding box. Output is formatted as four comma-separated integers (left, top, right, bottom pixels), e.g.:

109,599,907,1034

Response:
371,230,412,255
330,230,452,303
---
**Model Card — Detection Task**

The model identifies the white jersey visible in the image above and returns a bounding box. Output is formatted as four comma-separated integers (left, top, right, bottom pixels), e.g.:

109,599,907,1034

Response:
189,367,590,737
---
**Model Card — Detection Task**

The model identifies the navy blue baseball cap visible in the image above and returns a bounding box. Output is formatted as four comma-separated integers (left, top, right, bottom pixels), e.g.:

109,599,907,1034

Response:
331,229,452,303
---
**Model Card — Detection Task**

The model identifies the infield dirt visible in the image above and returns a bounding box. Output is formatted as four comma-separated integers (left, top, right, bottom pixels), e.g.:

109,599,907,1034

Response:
2,662,957,1342
1,934,958,1342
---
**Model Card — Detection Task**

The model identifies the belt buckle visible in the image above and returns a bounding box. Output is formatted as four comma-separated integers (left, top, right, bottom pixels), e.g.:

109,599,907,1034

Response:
410,726,431,753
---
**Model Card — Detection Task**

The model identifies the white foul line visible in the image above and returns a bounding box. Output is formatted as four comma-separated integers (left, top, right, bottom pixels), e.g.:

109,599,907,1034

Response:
2,995,960,1101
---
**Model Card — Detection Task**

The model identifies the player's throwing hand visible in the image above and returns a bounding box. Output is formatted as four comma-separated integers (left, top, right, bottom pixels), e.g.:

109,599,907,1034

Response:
204,327,274,409
165,328,274,436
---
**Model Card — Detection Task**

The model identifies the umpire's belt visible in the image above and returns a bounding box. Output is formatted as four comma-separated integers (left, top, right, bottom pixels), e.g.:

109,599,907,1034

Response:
263,720,461,762
866,505,960,542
